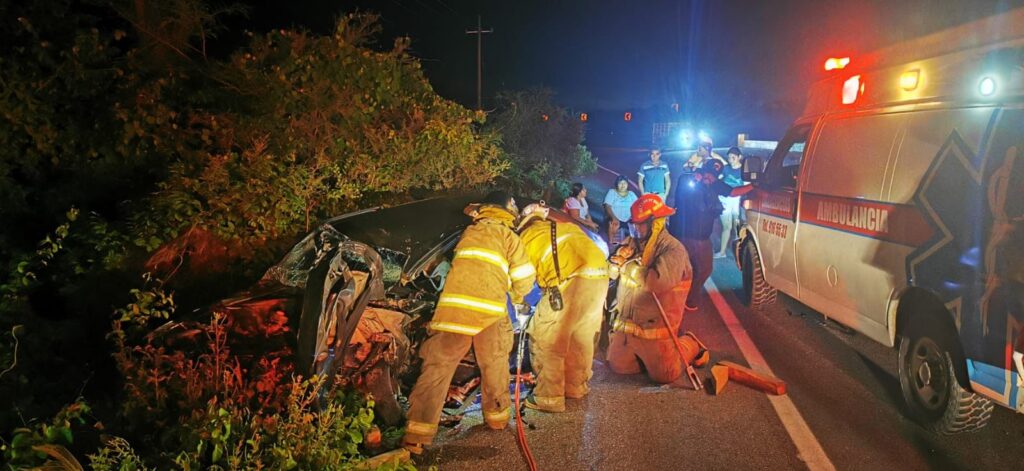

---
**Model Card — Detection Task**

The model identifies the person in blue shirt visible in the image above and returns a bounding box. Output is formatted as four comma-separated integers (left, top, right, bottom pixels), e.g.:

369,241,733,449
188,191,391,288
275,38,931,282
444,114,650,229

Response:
716,147,746,258
637,148,671,201
603,175,638,246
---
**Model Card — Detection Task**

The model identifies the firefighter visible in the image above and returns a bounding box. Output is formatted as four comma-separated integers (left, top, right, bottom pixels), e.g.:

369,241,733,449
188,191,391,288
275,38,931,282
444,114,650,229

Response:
606,194,694,383
516,203,609,412
402,191,536,453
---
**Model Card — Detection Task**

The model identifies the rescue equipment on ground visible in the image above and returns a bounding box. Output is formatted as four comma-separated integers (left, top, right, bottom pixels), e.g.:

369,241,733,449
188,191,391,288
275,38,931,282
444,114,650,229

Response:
709,361,787,396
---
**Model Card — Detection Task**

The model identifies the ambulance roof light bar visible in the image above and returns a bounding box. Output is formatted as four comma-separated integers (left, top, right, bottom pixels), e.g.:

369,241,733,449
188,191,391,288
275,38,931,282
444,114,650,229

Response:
900,69,920,91
824,57,851,71
842,75,863,104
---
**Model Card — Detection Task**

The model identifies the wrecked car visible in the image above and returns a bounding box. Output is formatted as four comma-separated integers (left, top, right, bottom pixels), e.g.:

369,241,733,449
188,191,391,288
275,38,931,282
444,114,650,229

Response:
153,195,609,427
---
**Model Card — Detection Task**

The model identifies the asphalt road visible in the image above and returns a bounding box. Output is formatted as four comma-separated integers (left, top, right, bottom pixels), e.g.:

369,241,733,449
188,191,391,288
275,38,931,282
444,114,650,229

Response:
412,147,1024,470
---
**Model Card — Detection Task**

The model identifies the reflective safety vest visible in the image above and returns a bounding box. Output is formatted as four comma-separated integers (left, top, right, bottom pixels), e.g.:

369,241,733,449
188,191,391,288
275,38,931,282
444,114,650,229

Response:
429,205,536,336
519,221,608,288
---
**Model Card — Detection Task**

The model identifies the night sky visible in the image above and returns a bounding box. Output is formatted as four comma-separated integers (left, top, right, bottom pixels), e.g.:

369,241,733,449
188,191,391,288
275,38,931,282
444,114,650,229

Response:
236,0,1024,138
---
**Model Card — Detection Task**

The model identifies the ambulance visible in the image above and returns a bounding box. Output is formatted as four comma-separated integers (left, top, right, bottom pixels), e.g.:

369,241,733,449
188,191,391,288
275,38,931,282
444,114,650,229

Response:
736,9,1024,433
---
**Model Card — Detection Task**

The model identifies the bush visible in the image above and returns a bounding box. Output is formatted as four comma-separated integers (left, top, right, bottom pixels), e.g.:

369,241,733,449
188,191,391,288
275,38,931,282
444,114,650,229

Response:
2,4,481,467
486,88,596,200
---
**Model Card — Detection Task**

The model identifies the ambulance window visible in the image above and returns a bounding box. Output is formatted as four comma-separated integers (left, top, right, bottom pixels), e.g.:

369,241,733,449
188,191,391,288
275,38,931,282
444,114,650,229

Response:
765,126,810,189
803,113,904,200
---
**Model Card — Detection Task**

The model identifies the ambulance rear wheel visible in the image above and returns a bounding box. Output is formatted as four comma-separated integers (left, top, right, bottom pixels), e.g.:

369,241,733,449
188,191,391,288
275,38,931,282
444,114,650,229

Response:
741,241,777,312
897,324,993,434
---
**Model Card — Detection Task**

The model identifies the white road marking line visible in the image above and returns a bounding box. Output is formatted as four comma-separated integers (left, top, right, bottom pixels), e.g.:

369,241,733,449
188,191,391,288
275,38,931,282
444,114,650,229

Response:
706,278,836,471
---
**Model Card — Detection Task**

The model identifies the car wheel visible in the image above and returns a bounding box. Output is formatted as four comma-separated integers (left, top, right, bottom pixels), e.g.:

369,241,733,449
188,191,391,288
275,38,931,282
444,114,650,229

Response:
741,241,777,312
897,326,993,434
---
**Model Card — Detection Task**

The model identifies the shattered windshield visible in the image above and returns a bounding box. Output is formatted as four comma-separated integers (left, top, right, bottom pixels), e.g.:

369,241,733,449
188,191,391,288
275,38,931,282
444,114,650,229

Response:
262,224,407,289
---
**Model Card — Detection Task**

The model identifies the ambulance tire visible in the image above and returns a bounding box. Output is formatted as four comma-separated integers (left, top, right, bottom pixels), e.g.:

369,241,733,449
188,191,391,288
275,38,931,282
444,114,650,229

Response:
897,325,993,434
741,241,777,312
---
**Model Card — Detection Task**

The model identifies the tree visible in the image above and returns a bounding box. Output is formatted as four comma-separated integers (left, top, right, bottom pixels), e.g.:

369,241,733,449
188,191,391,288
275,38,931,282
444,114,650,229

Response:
486,88,596,200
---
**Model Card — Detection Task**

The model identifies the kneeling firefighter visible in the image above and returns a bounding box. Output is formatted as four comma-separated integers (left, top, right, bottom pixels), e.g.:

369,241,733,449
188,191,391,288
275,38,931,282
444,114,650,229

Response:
516,203,610,412
402,191,536,453
606,194,707,385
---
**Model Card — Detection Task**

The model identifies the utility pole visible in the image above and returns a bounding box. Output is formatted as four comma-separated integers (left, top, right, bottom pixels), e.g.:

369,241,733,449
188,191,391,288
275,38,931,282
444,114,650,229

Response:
465,15,492,110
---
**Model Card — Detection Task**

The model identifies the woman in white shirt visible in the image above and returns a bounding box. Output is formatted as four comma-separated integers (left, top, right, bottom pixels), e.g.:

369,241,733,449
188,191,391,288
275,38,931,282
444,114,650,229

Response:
564,182,599,231
603,175,638,246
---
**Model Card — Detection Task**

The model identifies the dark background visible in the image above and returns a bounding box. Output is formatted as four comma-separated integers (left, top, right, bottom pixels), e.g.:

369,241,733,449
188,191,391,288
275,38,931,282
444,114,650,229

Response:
233,0,1024,143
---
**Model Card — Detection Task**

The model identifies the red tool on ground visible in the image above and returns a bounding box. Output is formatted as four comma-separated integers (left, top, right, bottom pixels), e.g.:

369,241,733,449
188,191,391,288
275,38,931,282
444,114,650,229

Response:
711,361,787,396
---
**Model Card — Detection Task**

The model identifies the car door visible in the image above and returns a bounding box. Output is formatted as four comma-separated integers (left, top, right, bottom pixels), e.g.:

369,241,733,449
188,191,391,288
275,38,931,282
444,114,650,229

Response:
749,124,813,296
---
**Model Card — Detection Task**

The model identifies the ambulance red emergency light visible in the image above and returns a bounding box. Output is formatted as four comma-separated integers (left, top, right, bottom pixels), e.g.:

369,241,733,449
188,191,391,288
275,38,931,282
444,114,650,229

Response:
735,9,1024,434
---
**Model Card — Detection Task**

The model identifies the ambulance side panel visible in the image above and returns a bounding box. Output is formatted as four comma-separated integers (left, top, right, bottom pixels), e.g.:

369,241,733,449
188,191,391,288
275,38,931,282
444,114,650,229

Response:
796,112,909,345
891,106,1024,411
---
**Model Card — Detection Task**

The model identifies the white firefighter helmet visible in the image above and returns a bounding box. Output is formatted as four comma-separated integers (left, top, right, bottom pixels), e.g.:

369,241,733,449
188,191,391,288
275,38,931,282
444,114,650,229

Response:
517,202,550,232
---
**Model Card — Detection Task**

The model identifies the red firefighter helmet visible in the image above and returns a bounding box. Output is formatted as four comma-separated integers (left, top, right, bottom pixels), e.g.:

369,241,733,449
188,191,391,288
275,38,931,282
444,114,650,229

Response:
630,193,675,223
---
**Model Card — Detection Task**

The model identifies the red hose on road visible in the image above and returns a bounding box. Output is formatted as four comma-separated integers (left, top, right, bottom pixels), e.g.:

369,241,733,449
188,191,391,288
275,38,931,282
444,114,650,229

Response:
514,368,538,471
513,315,539,471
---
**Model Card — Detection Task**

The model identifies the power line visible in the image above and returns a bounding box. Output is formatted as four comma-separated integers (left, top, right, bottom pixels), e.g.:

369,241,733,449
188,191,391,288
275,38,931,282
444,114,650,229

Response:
431,0,460,15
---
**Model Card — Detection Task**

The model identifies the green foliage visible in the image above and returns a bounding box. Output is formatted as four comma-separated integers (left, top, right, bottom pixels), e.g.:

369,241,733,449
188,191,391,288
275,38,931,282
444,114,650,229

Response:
1,400,92,469
142,12,507,250
0,208,78,307
487,88,596,199
113,273,176,328
88,436,153,471
1,2,510,469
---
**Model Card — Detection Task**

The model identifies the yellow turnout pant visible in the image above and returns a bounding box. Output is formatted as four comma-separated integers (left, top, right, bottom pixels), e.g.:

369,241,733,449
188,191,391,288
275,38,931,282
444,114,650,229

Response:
528,277,609,410
403,316,513,445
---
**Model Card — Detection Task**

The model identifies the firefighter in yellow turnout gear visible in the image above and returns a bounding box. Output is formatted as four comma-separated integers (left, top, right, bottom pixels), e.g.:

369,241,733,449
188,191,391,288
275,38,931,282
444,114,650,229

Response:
403,192,536,452
516,203,610,412
606,194,695,384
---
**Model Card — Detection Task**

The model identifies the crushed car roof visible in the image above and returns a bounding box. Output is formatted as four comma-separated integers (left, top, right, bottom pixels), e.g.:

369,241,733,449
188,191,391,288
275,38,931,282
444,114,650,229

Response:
324,194,478,265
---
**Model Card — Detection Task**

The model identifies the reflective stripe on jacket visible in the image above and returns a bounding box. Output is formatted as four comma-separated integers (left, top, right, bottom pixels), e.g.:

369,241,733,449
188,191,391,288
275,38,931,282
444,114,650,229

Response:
612,230,691,336
520,221,608,288
429,205,536,336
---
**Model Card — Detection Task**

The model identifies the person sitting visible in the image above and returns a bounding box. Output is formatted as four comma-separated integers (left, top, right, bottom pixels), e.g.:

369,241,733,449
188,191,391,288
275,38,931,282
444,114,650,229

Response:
563,182,599,231
603,175,638,246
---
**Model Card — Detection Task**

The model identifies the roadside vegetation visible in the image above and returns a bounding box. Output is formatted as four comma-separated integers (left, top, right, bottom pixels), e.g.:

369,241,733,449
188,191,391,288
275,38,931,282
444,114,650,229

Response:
0,1,593,468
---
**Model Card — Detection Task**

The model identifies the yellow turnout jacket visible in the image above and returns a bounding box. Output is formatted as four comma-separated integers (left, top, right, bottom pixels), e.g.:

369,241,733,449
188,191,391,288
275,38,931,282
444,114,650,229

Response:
428,204,536,336
519,220,608,288
612,230,692,339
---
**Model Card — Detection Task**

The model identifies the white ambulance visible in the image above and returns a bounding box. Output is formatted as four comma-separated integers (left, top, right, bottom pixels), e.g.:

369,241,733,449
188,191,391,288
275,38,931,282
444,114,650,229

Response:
737,10,1024,433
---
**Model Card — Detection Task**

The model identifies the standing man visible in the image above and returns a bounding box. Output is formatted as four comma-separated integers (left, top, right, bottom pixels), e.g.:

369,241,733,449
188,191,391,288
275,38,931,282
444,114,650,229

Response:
606,194,694,384
670,161,751,314
716,147,745,259
516,203,609,412
684,138,726,173
402,191,536,454
637,148,671,202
